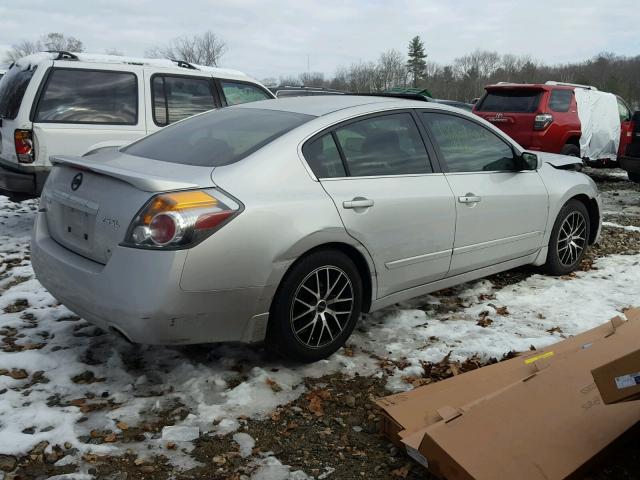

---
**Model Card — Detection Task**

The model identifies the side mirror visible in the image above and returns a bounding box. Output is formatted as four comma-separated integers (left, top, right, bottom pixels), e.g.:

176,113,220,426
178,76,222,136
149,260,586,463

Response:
520,152,539,170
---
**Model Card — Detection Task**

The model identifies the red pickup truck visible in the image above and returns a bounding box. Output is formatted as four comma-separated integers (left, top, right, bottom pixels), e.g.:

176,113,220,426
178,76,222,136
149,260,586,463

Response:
472,82,634,163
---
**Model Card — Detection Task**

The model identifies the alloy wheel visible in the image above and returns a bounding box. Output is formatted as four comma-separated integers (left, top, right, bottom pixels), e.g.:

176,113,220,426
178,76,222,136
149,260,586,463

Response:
557,211,587,266
290,266,354,349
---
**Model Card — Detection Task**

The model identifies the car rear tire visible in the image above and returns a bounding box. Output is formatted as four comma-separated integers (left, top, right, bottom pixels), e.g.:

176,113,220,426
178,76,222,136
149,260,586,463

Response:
628,172,640,183
266,250,363,363
543,199,590,276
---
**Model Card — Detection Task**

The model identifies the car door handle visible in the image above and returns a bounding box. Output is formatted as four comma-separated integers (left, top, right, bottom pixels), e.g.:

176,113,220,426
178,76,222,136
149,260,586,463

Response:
343,198,374,209
458,194,481,204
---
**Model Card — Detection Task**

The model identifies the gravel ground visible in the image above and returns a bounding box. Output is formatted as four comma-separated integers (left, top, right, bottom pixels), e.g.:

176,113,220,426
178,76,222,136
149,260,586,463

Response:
1,167,639,480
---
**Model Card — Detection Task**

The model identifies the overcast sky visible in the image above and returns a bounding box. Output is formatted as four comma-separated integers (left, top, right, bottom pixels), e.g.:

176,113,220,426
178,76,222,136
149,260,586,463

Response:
0,0,638,80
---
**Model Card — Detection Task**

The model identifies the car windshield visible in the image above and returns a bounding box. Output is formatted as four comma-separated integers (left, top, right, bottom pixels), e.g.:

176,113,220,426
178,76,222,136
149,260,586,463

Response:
0,63,37,119
123,107,313,167
476,90,541,113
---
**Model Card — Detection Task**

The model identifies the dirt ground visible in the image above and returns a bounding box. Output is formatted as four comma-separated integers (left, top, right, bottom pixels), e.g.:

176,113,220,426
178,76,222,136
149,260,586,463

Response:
1,167,640,480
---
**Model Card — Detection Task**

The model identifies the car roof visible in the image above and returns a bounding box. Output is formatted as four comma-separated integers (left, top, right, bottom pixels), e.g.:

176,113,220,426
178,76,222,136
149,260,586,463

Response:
234,95,436,117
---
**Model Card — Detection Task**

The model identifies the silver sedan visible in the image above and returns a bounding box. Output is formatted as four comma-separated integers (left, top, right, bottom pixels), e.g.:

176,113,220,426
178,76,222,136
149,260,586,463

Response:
31,96,601,362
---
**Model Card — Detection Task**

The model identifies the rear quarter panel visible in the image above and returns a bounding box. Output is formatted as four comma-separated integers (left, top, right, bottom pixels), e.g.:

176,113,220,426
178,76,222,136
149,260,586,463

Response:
178,128,374,300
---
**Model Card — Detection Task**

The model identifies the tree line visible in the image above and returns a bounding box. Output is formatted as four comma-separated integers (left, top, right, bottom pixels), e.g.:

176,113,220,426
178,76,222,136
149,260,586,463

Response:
4,33,639,109
269,36,640,110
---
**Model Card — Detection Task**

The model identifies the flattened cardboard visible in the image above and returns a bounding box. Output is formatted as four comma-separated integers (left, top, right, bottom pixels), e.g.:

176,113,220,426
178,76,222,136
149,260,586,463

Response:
375,314,626,446
413,311,640,480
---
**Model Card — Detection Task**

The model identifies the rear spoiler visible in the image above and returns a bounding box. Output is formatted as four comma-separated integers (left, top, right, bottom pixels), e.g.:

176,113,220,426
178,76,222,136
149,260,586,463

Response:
50,155,200,192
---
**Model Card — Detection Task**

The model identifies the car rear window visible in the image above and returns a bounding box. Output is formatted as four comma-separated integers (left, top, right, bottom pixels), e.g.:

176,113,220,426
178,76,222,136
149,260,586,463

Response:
476,90,541,113
549,89,573,112
123,107,313,167
0,63,37,120
34,69,137,124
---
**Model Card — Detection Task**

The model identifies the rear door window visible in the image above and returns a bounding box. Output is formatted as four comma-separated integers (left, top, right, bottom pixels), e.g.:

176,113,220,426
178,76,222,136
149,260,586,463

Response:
333,113,432,177
152,75,216,126
123,107,312,167
220,81,272,106
35,69,137,124
549,90,573,112
0,64,37,120
477,90,541,113
302,133,346,178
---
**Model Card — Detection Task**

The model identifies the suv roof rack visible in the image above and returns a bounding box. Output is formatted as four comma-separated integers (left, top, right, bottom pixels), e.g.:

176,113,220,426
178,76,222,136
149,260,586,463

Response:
350,92,431,102
545,81,598,90
172,59,198,70
45,50,79,61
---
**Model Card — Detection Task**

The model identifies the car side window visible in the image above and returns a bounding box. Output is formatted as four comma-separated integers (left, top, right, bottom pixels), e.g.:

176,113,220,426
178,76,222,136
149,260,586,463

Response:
220,81,271,106
302,134,346,178
549,89,572,112
333,113,432,177
617,97,631,122
152,75,216,126
422,112,517,173
35,69,137,124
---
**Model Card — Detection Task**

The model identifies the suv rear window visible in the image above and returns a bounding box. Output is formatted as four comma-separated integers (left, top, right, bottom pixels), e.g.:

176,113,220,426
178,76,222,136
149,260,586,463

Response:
0,64,37,120
477,90,541,113
123,107,312,167
152,75,216,126
35,69,137,124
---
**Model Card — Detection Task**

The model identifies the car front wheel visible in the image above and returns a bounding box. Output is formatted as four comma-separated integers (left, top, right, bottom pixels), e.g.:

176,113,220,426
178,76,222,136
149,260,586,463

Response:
544,199,590,276
266,250,363,362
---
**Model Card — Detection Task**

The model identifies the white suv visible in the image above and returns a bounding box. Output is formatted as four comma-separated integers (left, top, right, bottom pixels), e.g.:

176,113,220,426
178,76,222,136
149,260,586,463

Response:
0,51,274,197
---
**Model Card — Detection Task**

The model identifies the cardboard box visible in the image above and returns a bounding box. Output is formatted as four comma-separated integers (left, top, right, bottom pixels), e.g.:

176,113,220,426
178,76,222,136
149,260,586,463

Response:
592,354,640,404
591,309,640,404
399,310,640,480
375,313,626,446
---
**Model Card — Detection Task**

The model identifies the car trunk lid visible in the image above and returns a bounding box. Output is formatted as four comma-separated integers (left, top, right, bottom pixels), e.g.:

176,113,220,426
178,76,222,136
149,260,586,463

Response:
42,150,215,264
474,86,545,147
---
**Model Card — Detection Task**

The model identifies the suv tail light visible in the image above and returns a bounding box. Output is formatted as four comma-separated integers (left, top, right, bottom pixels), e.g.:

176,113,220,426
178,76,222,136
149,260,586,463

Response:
534,113,553,131
122,189,242,249
15,129,34,163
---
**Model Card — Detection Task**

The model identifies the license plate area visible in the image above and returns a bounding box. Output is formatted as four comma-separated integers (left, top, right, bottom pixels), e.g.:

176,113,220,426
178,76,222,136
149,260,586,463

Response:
62,204,92,245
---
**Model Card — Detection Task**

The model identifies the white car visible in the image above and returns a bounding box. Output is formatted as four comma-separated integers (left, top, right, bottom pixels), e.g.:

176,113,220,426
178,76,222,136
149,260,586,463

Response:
0,51,274,197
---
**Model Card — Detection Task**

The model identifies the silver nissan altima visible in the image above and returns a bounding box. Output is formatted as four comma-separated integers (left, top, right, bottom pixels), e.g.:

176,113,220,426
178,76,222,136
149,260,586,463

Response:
31,96,601,362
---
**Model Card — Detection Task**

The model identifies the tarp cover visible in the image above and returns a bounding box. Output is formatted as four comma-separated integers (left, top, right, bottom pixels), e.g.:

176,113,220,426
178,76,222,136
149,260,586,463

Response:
575,88,620,160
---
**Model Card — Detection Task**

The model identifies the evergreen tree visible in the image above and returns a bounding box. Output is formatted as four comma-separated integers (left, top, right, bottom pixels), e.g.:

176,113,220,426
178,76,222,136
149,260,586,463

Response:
406,36,427,88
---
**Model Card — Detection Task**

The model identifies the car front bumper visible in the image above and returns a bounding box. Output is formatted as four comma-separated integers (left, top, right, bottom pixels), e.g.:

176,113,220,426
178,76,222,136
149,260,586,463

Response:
31,212,269,345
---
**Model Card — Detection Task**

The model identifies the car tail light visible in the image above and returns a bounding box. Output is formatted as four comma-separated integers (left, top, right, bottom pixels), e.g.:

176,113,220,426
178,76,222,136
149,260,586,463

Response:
15,129,34,163
123,189,242,249
534,113,553,130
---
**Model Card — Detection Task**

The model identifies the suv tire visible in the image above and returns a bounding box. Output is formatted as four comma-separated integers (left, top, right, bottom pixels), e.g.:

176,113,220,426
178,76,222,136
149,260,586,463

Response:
266,250,363,362
544,200,590,276
628,172,640,183
560,144,580,157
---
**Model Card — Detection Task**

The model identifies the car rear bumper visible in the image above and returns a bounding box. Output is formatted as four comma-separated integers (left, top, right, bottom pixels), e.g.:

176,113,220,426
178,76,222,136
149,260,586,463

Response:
619,155,640,174
31,212,268,345
0,158,49,196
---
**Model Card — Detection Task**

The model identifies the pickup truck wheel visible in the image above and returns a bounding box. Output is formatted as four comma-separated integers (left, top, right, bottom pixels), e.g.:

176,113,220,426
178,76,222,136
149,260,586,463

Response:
628,172,640,183
544,200,590,276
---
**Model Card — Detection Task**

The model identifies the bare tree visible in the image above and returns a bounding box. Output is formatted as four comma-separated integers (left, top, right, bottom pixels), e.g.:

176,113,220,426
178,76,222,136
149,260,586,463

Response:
146,31,227,66
298,71,325,86
4,32,84,63
42,32,83,52
104,48,124,56
377,49,408,90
